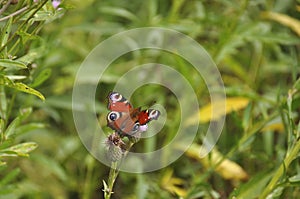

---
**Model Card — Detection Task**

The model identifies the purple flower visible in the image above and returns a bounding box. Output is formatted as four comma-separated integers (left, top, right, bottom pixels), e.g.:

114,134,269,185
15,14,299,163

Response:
139,124,148,132
52,0,61,9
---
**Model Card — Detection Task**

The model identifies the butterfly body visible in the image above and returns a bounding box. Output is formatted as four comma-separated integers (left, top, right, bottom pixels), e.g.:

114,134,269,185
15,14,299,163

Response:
107,92,160,137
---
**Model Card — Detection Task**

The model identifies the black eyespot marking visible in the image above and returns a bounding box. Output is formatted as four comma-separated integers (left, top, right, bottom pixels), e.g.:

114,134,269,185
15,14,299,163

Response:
132,122,140,132
107,111,120,122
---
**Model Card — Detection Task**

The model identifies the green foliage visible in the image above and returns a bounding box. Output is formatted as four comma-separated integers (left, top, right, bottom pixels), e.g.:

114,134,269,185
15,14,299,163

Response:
0,0,64,198
1,0,300,198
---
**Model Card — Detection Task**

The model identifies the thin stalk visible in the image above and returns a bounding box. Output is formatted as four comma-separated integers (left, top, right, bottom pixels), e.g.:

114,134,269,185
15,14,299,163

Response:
0,0,48,52
103,142,134,199
5,91,16,128
0,0,12,15
186,111,278,198
0,6,28,22
82,156,96,199
8,20,44,55
104,161,118,199
259,139,300,199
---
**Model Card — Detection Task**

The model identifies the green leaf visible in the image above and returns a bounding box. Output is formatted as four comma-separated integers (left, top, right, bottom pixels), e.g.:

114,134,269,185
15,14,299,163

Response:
0,139,13,150
0,119,4,135
293,78,300,90
0,142,38,157
4,108,33,138
4,117,20,139
99,6,140,22
230,171,273,199
30,68,52,87
13,83,45,101
18,107,33,121
15,123,45,136
27,9,65,23
102,180,108,192
0,74,14,86
0,168,20,186
0,75,45,101
289,174,300,183
34,154,68,181
0,86,7,120
17,46,46,64
5,75,27,80
17,30,40,45
0,161,6,167
0,17,12,49
0,59,27,69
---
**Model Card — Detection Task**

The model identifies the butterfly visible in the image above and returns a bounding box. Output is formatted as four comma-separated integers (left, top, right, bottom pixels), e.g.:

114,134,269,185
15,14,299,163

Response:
106,92,160,137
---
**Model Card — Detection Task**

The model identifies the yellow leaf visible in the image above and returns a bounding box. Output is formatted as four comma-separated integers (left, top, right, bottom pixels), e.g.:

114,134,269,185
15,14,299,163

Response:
262,11,300,36
261,122,284,133
179,143,249,181
160,169,187,197
185,97,249,125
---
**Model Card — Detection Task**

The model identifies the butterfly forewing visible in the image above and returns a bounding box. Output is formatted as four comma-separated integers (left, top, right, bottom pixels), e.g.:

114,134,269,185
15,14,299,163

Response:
108,92,132,112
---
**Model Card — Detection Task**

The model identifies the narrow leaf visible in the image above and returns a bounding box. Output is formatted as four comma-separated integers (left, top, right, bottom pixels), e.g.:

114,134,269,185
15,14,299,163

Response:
15,123,45,136
5,75,27,80
0,59,27,69
0,168,20,186
262,11,300,36
261,122,284,133
160,169,186,197
1,17,12,48
17,46,45,64
30,68,52,87
99,6,139,22
186,97,250,125
4,117,20,139
180,143,249,181
289,174,300,183
13,83,45,101
0,87,7,120
231,171,273,198
0,75,45,101
1,142,38,157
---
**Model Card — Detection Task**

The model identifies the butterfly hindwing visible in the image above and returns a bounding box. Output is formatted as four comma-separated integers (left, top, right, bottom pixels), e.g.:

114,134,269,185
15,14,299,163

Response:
138,109,160,125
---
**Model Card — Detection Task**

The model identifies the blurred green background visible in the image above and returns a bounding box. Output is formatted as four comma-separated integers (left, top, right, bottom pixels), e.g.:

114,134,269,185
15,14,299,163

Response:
1,0,300,198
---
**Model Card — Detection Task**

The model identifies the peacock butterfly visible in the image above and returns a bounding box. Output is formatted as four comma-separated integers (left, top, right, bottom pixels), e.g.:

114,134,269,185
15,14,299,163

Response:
106,92,160,137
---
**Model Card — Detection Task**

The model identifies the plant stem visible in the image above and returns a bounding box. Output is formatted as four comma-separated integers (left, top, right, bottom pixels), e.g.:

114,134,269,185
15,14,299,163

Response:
82,155,95,199
259,138,300,199
0,0,12,15
0,0,48,52
0,6,28,22
104,161,118,199
103,142,134,199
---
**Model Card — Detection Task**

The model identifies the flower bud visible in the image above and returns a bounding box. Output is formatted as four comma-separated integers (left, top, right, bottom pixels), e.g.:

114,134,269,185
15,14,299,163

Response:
105,133,126,162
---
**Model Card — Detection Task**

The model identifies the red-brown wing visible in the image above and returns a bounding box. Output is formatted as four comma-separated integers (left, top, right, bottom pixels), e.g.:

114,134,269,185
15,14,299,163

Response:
138,109,160,125
106,92,160,136
107,92,139,136
107,91,132,112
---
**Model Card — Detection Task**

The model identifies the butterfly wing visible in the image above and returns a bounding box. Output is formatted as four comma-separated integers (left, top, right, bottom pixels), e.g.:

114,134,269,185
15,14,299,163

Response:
107,92,161,137
138,109,160,125
107,92,140,136
107,91,132,112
